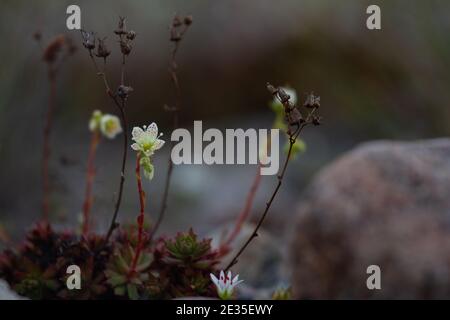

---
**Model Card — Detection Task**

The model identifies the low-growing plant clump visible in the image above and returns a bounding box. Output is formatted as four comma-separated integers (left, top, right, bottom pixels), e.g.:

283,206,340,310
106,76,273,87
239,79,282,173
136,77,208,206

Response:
0,14,322,300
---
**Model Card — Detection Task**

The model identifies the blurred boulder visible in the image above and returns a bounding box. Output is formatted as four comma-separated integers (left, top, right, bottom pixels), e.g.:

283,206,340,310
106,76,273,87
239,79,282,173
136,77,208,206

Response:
0,279,24,300
289,139,450,299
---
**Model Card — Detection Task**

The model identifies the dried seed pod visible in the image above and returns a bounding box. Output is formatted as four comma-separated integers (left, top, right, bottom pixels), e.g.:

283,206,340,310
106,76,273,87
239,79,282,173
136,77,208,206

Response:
81,30,95,50
172,15,183,27
266,83,278,95
117,85,133,99
312,115,322,126
114,16,127,35
126,30,136,40
120,40,132,55
304,92,320,109
184,15,193,26
95,38,110,58
277,88,291,104
170,28,181,42
287,108,303,125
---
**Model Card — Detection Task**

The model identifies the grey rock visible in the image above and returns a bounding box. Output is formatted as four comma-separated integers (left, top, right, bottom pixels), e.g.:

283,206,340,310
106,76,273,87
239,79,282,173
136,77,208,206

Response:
289,139,450,299
0,279,25,300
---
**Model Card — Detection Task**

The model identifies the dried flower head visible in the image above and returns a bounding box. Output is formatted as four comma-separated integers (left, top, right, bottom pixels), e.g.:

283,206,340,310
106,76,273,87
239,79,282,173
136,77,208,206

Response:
126,31,136,40
119,40,132,56
117,85,133,99
210,270,243,300
304,92,320,109
114,16,127,35
95,38,111,59
81,30,95,50
184,15,193,26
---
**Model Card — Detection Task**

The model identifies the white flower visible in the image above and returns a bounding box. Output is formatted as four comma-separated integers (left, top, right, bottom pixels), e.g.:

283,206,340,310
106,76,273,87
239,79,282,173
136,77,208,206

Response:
210,270,243,300
100,114,123,139
131,123,165,157
89,110,103,132
273,87,297,105
89,110,122,139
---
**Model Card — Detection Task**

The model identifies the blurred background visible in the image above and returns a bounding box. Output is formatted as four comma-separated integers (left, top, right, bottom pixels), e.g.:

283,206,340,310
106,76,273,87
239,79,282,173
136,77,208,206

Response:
1,0,450,298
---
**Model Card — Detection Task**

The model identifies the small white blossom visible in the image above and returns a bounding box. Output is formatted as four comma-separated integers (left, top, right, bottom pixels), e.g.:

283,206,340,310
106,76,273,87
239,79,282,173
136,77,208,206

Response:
100,114,122,139
210,270,243,300
131,123,165,180
131,123,165,157
100,114,123,139
89,110,122,139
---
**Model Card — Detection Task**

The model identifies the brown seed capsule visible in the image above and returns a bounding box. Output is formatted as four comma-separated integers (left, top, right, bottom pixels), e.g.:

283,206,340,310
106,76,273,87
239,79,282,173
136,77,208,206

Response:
126,30,136,40
312,115,322,126
277,88,291,104
304,92,320,109
184,15,193,26
94,38,110,58
117,85,133,99
120,40,132,55
170,28,181,42
81,30,95,50
288,108,303,125
172,15,183,27
266,83,278,95
114,16,127,35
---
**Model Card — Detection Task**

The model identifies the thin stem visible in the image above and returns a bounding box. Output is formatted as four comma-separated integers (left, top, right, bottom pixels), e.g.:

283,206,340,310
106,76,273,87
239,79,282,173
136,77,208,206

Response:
150,22,191,241
42,69,56,220
224,103,317,271
87,48,129,243
105,100,128,242
82,130,100,236
222,164,262,250
131,153,145,271
121,53,126,86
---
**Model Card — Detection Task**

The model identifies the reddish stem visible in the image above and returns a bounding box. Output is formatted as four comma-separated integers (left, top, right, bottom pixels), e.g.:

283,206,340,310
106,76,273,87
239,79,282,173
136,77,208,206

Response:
220,164,262,253
42,70,56,220
131,153,146,271
82,130,100,236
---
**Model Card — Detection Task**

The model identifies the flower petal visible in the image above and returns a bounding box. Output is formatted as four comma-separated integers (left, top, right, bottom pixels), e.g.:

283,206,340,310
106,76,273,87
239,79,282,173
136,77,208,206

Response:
132,127,144,140
131,143,140,151
146,122,158,140
210,273,219,287
153,139,165,150
227,271,232,284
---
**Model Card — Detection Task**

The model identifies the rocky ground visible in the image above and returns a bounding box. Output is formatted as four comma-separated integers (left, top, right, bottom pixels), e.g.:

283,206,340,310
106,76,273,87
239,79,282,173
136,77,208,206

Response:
288,138,450,299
